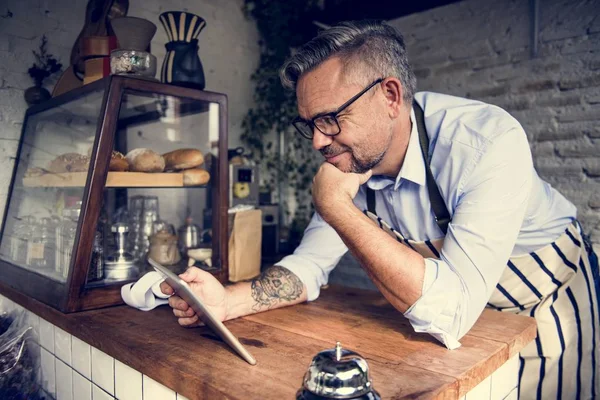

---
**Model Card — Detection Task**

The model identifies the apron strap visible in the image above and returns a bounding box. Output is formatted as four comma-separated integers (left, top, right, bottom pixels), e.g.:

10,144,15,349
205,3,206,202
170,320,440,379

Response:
364,102,452,234
414,102,451,235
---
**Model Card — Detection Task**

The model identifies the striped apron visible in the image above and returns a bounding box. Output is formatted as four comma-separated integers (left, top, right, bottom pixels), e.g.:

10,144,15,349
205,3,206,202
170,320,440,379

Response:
364,204,600,399
362,102,600,399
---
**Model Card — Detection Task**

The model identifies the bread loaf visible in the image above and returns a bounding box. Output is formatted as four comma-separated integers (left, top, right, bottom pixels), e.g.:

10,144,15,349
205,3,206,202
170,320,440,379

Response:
125,148,165,172
48,153,89,173
162,148,204,170
182,168,210,186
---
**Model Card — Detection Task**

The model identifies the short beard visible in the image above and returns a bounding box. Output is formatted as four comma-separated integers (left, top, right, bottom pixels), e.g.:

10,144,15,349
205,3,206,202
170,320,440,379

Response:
350,150,385,173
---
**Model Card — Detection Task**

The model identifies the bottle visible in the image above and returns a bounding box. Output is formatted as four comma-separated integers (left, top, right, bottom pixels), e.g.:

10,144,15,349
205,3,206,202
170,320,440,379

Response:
55,208,78,279
88,209,106,282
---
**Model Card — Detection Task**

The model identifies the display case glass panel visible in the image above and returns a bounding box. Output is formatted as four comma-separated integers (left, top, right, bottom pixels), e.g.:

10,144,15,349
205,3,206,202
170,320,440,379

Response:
0,89,104,283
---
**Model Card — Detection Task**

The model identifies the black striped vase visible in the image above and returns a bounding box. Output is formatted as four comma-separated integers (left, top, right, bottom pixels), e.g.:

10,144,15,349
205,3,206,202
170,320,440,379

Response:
159,11,206,90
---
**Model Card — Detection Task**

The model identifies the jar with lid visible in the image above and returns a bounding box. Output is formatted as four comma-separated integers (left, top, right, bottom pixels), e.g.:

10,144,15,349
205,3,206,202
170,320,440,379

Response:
55,208,79,279
9,215,35,264
28,217,56,270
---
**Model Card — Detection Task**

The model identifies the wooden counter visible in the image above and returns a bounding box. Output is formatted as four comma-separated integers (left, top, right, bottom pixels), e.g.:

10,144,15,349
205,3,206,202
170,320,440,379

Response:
0,283,536,400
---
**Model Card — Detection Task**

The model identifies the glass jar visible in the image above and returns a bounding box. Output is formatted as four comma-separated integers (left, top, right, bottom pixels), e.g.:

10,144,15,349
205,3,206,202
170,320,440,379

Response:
28,217,56,270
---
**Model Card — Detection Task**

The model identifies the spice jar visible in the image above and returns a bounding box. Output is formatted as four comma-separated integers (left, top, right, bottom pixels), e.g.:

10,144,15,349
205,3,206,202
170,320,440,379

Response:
148,229,181,265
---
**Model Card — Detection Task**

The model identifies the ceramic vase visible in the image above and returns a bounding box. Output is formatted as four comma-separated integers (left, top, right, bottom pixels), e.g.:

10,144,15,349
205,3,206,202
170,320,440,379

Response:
159,11,206,90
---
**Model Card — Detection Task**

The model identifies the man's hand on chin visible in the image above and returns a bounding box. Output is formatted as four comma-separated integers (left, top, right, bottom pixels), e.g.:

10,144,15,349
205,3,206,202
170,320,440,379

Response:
312,162,372,223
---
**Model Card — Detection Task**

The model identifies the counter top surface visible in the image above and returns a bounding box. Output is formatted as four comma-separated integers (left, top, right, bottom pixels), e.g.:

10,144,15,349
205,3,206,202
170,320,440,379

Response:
0,283,536,400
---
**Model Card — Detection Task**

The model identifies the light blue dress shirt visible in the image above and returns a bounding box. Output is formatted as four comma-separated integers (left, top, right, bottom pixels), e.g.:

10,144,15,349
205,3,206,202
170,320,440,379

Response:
278,91,576,349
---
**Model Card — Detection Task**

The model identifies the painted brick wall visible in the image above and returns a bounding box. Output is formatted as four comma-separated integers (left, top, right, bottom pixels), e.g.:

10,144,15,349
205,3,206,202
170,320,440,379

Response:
0,0,259,222
390,0,600,241
330,0,600,288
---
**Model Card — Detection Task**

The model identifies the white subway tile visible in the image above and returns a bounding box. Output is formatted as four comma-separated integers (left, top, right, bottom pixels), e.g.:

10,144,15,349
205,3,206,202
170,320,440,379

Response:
93,384,115,400
143,375,176,400
72,335,92,379
115,359,142,400
91,347,115,395
503,387,518,400
491,354,520,400
39,318,55,353
73,371,92,400
24,309,40,339
40,347,56,397
466,374,491,400
55,326,72,365
55,358,73,400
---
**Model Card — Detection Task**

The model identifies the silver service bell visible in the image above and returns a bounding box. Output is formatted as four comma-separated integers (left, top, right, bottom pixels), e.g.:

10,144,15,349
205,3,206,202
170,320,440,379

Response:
296,342,381,400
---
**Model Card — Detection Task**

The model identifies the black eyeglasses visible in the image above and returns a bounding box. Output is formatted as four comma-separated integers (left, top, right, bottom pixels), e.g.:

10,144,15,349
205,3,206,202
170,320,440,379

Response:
292,78,384,140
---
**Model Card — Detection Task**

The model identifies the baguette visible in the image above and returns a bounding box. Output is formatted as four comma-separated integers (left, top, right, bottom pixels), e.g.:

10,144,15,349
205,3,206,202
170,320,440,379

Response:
126,148,165,172
182,168,210,186
162,148,204,170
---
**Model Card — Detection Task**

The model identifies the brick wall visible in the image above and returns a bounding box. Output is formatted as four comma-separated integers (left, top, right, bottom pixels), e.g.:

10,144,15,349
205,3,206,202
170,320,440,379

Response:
390,0,600,241
330,0,600,288
0,0,258,221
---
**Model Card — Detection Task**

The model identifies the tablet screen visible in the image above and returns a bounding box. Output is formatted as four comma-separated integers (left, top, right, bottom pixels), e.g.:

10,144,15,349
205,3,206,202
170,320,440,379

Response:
148,258,257,365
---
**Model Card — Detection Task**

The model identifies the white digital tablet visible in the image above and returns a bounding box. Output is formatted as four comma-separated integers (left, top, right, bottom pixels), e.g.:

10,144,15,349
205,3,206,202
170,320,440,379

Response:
148,258,257,365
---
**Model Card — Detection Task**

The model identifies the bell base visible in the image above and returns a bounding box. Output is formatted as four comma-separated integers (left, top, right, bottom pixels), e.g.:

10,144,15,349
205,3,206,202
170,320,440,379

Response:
296,389,381,400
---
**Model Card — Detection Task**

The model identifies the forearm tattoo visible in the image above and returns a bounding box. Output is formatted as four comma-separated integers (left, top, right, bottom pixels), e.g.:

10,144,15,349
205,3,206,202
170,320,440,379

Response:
250,265,304,312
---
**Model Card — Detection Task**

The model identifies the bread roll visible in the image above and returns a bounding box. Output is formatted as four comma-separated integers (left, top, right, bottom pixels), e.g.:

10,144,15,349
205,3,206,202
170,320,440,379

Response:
162,148,204,170
182,168,210,186
125,148,165,172
48,153,89,173
109,151,129,171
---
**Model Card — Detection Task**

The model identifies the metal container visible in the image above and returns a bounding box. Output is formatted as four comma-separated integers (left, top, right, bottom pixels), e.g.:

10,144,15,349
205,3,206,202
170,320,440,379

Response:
296,342,380,400
177,216,201,254
104,223,138,281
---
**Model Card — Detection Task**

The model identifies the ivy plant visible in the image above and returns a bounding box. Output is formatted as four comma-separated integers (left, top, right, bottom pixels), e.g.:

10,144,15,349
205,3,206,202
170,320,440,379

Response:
241,0,325,247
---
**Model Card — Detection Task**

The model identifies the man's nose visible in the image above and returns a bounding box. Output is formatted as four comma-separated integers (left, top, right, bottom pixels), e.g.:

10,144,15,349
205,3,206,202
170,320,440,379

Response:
312,128,334,151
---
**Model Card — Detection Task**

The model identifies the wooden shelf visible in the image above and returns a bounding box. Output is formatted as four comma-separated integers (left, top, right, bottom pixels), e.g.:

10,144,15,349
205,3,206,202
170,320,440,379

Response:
22,171,207,188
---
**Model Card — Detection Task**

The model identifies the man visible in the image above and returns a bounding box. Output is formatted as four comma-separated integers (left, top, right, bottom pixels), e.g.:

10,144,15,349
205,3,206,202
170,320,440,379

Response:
162,20,599,399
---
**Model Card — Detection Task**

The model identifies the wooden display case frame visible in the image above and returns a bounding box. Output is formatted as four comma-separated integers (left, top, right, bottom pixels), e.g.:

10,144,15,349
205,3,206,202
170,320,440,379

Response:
0,76,229,312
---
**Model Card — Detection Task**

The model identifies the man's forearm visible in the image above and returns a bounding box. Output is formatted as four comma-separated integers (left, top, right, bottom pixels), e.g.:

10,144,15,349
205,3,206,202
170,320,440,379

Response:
327,201,425,313
224,265,308,320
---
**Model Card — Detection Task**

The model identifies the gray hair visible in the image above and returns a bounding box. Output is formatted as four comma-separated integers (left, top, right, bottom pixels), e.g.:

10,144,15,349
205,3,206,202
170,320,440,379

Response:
280,20,417,105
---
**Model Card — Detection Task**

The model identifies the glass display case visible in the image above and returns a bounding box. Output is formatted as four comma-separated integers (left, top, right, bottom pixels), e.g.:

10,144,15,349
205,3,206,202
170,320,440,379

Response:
0,76,228,312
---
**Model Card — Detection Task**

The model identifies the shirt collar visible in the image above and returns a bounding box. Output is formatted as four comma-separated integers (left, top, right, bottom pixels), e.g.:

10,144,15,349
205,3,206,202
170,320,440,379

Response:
366,107,426,191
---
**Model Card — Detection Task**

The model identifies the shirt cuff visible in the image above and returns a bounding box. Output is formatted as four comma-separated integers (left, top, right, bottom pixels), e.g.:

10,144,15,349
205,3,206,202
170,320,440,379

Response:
403,258,463,350
276,254,328,301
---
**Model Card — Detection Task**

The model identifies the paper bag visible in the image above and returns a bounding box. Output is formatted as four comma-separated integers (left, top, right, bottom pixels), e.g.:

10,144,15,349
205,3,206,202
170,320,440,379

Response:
228,209,262,282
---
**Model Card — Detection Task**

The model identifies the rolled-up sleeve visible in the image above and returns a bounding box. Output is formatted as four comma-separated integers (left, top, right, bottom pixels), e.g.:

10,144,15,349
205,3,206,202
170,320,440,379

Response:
404,127,533,349
277,212,348,301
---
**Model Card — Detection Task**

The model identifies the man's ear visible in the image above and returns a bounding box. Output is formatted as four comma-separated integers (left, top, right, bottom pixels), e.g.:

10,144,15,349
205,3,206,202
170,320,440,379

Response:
381,78,404,118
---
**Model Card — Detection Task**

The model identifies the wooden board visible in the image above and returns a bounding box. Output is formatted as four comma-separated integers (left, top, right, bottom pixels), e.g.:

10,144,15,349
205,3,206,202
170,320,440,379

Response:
22,171,193,187
0,282,537,400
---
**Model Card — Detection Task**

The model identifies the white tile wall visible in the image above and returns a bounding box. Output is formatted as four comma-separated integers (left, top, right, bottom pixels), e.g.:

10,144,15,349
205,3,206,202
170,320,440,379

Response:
40,347,56,397
466,375,491,400
55,326,72,364
92,347,115,396
143,375,177,400
72,335,92,379
93,384,114,400
56,358,74,400
491,354,520,400
504,387,518,400
73,371,93,400
39,317,55,353
115,359,143,400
